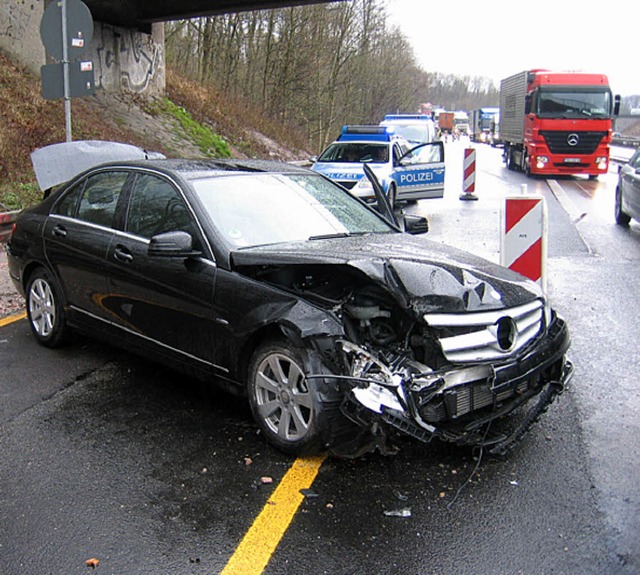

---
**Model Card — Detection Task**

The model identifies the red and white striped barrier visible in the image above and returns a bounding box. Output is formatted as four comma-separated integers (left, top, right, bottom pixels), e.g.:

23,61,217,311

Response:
501,189,547,290
460,147,478,200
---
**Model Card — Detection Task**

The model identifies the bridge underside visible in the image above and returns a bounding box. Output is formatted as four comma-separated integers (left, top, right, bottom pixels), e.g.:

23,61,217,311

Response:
83,0,338,30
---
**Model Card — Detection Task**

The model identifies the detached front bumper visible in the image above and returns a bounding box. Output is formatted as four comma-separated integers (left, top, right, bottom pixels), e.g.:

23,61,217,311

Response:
342,315,572,453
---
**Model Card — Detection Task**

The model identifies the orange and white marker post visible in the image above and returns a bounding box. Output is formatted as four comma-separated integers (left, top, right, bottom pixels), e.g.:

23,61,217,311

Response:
460,147,478,201
501,185,548,291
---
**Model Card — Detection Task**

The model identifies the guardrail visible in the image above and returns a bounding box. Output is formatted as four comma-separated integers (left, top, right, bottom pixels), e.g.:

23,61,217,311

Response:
0,210,20,242
612,135,640,148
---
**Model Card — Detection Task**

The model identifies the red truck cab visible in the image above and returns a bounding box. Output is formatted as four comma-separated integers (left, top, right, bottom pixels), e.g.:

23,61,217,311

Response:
500,70,620,178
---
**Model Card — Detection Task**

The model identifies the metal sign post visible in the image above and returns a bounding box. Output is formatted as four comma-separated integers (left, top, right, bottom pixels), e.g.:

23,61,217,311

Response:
61,0,72,142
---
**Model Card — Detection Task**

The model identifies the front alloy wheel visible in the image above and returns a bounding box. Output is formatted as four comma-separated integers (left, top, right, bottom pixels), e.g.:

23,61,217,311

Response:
248,341,322,455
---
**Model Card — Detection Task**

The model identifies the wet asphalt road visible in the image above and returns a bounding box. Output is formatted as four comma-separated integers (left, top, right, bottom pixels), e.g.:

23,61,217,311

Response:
1,142,638,575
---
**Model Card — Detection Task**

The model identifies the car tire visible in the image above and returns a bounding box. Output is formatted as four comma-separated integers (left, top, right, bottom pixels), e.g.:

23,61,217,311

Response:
248,340,328,455
506,147,517,171
522,150,532,177
614,186,631,226
26,267,71,348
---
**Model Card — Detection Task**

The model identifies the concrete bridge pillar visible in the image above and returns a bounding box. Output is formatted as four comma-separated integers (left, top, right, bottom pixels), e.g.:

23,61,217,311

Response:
0,1,165,96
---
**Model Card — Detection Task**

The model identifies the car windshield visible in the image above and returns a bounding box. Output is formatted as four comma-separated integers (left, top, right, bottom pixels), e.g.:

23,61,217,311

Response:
536,87,611,118
317,143,389,164
388,124,431,143
191,172,394,248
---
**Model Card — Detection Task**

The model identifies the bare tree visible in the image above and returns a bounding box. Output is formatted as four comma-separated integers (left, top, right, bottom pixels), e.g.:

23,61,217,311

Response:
164,0,500,151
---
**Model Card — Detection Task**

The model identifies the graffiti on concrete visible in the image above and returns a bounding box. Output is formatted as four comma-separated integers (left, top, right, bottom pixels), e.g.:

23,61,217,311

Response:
92,23,165,95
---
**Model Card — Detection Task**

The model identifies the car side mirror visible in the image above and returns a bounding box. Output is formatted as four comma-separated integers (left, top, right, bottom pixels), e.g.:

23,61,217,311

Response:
403,214,429,235
613,95,621,116
148,230,200,257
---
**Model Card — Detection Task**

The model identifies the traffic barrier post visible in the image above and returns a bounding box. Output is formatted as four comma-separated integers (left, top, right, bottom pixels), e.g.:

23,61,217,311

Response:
500,185,547,291
460,147,478,201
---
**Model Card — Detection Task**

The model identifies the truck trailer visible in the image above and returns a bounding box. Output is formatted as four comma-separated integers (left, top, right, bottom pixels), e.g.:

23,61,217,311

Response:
499,69,619,178
437,111,454,135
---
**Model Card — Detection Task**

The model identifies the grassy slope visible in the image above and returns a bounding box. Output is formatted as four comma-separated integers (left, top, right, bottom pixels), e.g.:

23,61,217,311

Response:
0,50,311,210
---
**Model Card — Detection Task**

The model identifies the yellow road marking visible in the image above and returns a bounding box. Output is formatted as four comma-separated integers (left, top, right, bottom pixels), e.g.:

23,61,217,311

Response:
220,454,326,575
0,308,325,575
0,310,26,327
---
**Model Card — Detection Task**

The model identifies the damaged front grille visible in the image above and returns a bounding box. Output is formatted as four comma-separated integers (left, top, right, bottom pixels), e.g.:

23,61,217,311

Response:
443,379,530,419
424,299,545,363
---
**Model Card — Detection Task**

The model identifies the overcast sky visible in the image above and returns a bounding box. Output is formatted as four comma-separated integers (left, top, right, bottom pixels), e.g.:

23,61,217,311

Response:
385,0,638,97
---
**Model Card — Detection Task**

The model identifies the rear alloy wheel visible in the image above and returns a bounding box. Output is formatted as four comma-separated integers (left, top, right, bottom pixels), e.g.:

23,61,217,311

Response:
26,268,70,348
248,341,324,455
615,186,631,226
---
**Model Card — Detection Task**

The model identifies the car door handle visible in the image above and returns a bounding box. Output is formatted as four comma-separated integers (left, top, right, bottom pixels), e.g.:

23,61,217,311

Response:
52,224,67,238
113,246,134,264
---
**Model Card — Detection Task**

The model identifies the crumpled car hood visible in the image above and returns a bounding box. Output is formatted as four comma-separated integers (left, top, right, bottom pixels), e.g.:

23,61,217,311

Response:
231,233,542,313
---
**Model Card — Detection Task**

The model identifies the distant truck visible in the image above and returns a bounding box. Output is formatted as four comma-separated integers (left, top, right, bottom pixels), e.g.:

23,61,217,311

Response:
470,107,499,143
453,111,469,135
499,69,620,178
437,111,454,135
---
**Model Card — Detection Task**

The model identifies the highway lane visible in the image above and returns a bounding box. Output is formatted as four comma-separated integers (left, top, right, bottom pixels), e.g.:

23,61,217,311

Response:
414,140,640,573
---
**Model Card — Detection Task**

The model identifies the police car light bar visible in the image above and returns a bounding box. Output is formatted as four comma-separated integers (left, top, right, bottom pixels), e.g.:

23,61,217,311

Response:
339,125,393,142
341,125,389,135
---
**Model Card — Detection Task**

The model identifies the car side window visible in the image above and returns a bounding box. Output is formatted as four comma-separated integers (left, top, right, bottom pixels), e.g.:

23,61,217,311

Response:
126,173,199,246
54,181,84,217
76,171,129,228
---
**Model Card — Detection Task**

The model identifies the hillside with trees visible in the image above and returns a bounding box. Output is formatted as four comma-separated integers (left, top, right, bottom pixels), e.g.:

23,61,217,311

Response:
165,0,500,151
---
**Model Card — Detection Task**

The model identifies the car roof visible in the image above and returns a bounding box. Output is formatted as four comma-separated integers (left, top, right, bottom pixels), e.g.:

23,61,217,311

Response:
116,158,312,181
31,140,312,190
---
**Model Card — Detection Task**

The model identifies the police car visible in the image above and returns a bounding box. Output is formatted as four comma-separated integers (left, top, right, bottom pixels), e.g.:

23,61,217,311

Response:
379,114,436,145
311,125,445,208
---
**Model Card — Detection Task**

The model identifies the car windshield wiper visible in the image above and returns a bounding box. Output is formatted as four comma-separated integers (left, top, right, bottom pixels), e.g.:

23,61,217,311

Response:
308,231,368,241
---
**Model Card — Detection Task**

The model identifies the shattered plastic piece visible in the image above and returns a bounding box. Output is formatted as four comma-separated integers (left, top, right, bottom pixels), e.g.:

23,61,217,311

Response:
85,558,100,569
300,488,319,498
510,480,519,486
244,457,253,465
384,508,412,517
260,476,273,484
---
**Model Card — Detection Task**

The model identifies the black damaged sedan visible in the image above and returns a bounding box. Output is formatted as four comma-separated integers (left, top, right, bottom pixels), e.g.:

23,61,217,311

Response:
8,144,572,457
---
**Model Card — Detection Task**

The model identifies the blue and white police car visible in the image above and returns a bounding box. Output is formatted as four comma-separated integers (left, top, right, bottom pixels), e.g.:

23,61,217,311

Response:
311,125,445,208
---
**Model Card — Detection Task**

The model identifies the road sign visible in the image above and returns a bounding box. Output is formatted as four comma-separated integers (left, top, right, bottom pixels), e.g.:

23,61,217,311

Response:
460,147,478,200
41,61,95,100
39,0,95,141
40,0,93,61
501,190,548,290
